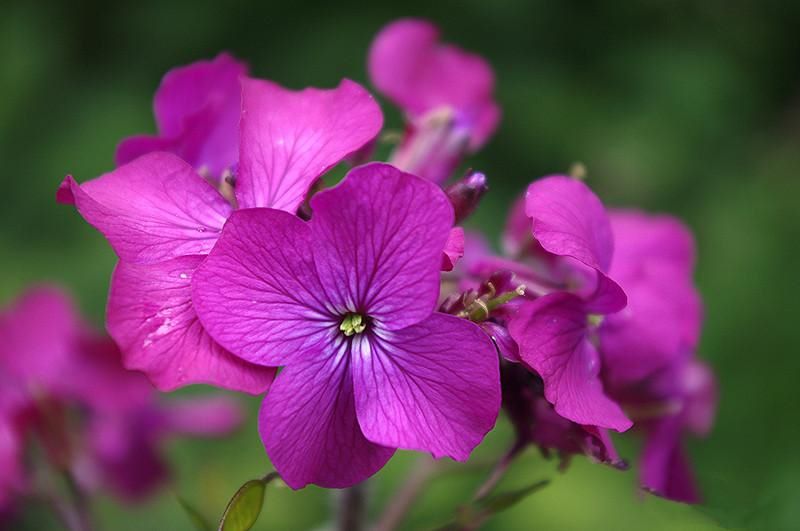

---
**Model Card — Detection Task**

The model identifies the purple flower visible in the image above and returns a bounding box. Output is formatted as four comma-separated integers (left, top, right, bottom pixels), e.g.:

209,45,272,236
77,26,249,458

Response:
0,286,245,505
58,78,382,393
369,19,500,183
508,176,631,432
192,163,501,489
596,211,714,502
116,53,247,179
599,211,702,387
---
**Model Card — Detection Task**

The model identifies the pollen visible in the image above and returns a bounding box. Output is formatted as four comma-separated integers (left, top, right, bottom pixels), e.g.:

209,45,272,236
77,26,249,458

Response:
339,313,367,336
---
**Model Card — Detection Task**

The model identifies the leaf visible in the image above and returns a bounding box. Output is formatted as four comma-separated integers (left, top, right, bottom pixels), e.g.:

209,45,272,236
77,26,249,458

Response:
218,473,279,531
177,495,213,531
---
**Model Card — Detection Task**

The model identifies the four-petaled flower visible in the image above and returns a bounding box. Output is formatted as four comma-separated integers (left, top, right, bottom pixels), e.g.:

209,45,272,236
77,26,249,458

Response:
193,163,501,488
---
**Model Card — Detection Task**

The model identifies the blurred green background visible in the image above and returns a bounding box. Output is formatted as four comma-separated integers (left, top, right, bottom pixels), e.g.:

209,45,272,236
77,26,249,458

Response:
2,0,799,529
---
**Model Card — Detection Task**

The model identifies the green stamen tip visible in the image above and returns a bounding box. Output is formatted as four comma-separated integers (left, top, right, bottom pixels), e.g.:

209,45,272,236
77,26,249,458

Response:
340,313,367,336
588,314,604,327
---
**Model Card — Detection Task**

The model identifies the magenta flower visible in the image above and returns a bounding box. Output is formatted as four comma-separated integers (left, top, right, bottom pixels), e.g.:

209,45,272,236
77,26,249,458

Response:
58,78,382,393
369,19,500,183
0,286,245,507
192,163,501,488
116,53,247,178
599,211,702,387
595,211,713,502
507,176,631,432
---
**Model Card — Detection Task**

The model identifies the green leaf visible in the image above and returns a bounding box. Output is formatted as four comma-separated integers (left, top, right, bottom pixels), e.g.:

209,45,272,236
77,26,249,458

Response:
177,495,213,531
218,473,279,531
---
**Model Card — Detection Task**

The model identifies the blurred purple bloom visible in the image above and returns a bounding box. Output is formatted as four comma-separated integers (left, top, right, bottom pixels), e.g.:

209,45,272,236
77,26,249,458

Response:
116,53,247,179
369,19,500,183
58,78,382,392
0,286,245,507
193,163,501,489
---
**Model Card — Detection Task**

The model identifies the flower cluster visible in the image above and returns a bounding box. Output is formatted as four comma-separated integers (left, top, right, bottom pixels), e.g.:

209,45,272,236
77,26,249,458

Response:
0,287,242,519
57,17,716,504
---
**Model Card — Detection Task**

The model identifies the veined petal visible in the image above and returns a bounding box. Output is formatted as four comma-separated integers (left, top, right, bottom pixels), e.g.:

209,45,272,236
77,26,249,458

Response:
108,257,274,394
193,208,334,367
525,176,626,312
509,293,631,432
310,163,453,329
352,313,500,460
58,152,232,264
117,53,246,176
236,78,382,211
259,349,394,489
525,176,614,273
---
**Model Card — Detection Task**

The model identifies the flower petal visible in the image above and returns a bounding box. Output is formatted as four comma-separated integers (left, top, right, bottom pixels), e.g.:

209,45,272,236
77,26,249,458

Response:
108,257,274,394
58,152,232,264
509,293,631,431
236,78,382,211
192,208,334,367
352,313,500,460
525,176,626,312
259,349,394,489
116,53,246,176
368,18,499,148
441,227,465,271
640,416,700,503
161,396,243,437
310,163,453,330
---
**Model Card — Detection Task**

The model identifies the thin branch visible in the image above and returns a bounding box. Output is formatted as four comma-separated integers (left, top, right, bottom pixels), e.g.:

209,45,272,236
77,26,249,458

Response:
374,456,442,531
472,440,527,502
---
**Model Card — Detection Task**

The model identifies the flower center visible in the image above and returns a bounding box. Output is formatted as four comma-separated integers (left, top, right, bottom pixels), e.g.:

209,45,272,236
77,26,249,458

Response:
339,313,367,336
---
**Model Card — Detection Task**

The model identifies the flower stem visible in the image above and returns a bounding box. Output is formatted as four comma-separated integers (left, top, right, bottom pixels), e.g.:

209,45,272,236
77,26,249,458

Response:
472,440,526,502
338,482,367,531
374,456,442,531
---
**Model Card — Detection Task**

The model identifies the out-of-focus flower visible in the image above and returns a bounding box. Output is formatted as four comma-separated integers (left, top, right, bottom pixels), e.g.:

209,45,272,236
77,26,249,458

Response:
596,211,714,503
58,78,382,393
369,19,500,183
192,163,501,489
0,286,244,511
115,53,247,179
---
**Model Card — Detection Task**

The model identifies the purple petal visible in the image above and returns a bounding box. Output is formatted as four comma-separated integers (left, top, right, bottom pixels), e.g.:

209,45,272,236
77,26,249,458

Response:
86,411,169,501
525,176,626,312
58,152,232,264
368,19,499,148
0,416,25,510
310,163,453,330
509,294,631,432
236,78,382,211
259,351,394,489
117,53,246,176
481,321,520,362
640,416,700,503
441,227,465,272
352,313,500,460
599,265,702,386
0,286,79,393
192,209,334,367
609,210,696,280
108,257,275,394
681,360,717,437
525,176,614,272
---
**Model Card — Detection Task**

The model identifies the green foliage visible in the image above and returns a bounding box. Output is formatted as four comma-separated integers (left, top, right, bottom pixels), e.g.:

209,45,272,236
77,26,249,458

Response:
218,473,278,531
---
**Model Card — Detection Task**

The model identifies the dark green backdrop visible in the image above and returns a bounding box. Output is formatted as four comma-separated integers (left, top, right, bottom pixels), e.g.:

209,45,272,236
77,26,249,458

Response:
2,1,798,529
